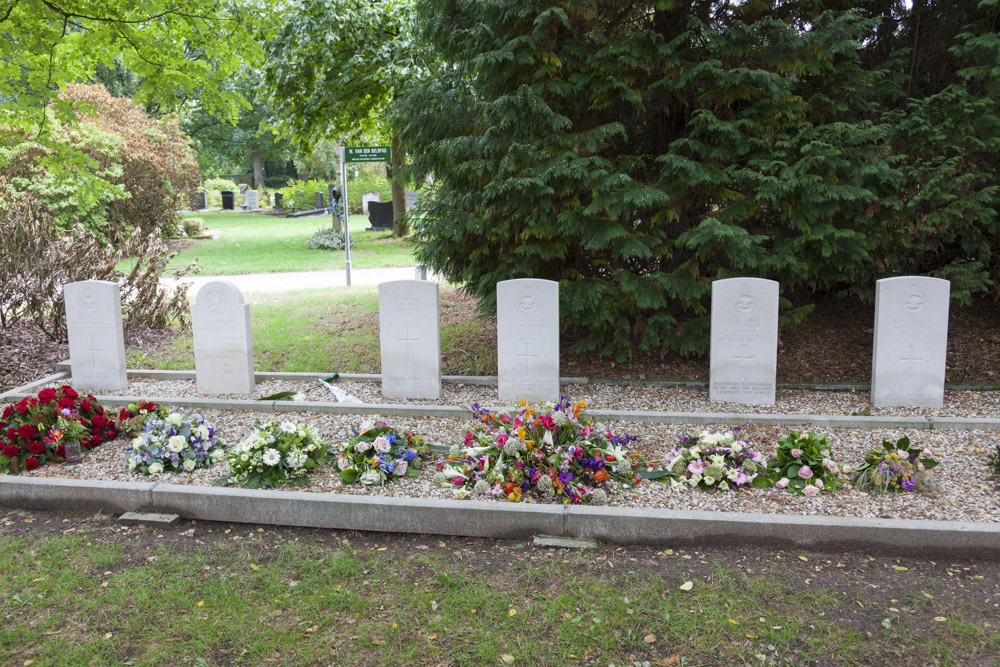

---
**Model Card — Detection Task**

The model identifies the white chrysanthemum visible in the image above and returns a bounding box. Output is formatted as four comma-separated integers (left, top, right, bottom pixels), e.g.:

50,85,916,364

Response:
709,454,725,466
262,449,281,466
279,421,297,434
167,435,187,453
287,450,308,470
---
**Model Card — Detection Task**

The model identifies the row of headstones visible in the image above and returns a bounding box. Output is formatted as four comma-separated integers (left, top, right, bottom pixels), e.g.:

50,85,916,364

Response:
64,275,950,409
190,189,420,213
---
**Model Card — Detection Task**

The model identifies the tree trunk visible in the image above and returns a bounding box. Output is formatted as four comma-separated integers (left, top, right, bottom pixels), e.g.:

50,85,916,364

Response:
252,149,264,189
389,135,407,237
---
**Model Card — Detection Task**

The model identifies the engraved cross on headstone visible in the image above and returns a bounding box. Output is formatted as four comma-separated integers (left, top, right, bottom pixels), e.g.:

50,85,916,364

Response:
85,338,103,370
732,343,755,382
518,342,538,377
397,325,421,365
899,345,924,386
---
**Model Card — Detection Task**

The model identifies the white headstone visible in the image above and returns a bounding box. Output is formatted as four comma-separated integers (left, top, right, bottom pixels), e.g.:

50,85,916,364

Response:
361,191,380,215
709,278,779,405
415,265,428,281
406,191,419,210
192,280,255,394
378,280,441,399
497,279,559,402
64,280,128,392
244,190,259,210
871,276,950,408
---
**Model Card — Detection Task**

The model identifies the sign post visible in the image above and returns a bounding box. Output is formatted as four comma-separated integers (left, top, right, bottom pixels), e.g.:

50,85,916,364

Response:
341,146,392,287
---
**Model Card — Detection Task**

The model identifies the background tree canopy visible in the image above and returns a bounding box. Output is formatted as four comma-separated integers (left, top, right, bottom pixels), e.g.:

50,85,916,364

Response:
397,0,1000,359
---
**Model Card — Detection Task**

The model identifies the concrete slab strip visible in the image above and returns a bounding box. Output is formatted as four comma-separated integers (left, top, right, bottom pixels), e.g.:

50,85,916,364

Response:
1,477,998,557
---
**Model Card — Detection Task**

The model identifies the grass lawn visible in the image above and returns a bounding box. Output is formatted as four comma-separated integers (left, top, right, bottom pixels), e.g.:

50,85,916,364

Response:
2,513,997,666
165,212,417,275
136,286,497,376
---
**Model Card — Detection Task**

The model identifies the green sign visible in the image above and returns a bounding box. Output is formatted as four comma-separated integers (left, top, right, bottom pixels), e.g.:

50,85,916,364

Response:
345,146,391,162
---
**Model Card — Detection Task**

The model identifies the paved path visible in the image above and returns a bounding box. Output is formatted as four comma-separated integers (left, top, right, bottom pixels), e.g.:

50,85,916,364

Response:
161,266,434,295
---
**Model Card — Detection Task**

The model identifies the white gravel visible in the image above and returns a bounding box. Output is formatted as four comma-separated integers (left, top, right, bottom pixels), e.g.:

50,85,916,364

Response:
20,400,1000,524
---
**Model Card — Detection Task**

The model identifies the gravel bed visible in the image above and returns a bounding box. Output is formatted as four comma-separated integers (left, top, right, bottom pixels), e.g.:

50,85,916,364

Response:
20,406,1000,524
71,377,1000,419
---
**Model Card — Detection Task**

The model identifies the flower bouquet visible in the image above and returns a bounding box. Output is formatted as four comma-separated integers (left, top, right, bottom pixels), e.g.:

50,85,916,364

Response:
117,400,169,436
126,413,225,475
336,420,429,485
766,431,846,496
663,429,767,491
218,420,330,489
852,436,938,494
0,386,114,474
437,397,644,504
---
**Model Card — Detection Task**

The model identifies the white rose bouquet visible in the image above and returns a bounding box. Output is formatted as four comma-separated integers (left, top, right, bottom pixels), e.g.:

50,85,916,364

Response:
218,420,330,489
126,413,225,476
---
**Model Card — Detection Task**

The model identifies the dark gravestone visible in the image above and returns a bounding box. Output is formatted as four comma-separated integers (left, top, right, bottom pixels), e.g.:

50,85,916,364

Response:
315,192,324,209
221,191,235,210
274,192,284,210
189,191,206,210
368,201,394,231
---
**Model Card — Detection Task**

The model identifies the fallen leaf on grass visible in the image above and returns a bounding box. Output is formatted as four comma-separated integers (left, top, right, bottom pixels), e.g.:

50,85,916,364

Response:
104,632,112,639
501,655,515,664
934,616,948,622
679,581,694,592
508,609,517,617
427,633,437,640
798,556,808,562
893,566,908,571
727,619,738,625
644,633,656,643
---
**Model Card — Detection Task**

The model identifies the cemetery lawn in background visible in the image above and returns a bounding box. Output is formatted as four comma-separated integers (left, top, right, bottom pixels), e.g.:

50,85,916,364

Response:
137,287,498,376
2,513,998,666
160,212,416,275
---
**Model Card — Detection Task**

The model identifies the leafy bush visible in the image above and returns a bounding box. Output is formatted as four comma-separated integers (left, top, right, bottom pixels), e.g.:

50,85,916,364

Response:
277,178,333,212
766,431,846,496
306,227,353,250
0,386,117,475
1,84,199,242
0,194,196,342
346,162,393,214
182,217,205,236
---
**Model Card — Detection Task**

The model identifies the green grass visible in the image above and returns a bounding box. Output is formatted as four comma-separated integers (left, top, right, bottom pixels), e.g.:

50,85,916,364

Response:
2,528,996,666
164,212,417,274
140,287,498,375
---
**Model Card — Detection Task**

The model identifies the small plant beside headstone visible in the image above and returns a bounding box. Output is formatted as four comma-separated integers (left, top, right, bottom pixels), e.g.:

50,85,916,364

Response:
126,413,226,475
336,420,430,485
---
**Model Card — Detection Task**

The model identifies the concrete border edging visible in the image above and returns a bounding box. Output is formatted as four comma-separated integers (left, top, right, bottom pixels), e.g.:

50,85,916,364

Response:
2,477,998,557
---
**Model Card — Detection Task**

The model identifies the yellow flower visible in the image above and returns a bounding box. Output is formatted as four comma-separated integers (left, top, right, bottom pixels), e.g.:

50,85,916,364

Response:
517,427,526,439
518,398,527,407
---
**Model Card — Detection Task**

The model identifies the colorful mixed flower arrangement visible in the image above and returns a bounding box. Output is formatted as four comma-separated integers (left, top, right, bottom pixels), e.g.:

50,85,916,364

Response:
117,400,169,435
765,430,847,496
434,397,645,504
126,412,225,476
336,420,428,485
663,429,768,490
219,420,330,489
851,436,938,494
1,385,116,474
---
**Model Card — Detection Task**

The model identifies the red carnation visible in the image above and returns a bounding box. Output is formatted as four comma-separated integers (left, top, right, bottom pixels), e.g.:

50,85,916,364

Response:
57,397,76,409
17,425,37,440
24,458,39,471
2,445,19,458
61,386,79,399
2,405,13,419
5,428,15,442
80,400,93,413
27,442,45,455
37,388,57,402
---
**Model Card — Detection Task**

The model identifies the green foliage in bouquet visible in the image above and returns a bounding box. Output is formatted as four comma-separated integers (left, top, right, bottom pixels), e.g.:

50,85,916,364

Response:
767,431,847,496
336,420,429,485
218,420,331,489
852,436,939,495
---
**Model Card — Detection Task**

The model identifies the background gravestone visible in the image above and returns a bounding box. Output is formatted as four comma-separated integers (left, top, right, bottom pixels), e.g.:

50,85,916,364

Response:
64,280,128,392
709,278,779,405
361,191,380,215
221,191,235,210
405,191,419,210
189,191,206,210
497,279,559,402
314,192,324,209
871,276,950,408
244,190,259,210
379,280,441,399
274,192,284,210
368,201,393,230
192,280,255,395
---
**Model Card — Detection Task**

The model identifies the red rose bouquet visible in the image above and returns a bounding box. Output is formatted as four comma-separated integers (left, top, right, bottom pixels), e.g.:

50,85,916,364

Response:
0,385,117,474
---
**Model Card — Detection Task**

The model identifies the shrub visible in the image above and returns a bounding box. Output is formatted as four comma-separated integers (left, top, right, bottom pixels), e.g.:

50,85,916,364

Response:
0,386,117,474
276,178,333,212
126,412,226,475
767,431,846,496
0,194,196,342
182,217,205,237
306,227,353,250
